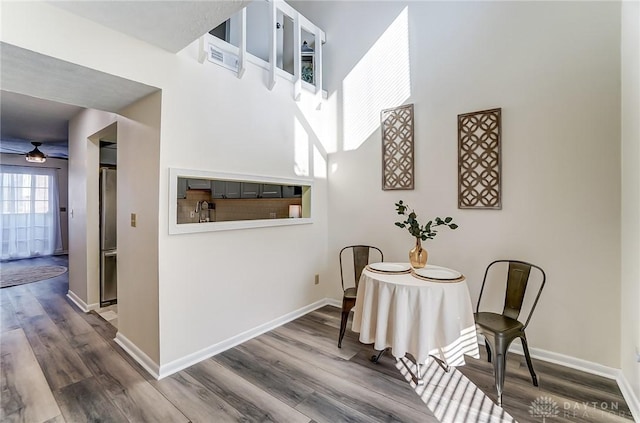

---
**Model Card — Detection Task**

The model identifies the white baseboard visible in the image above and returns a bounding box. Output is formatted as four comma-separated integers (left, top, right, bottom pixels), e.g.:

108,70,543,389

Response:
157,297,338,379
510,339,620,380
324,298,341,308
617,373,640,423
114,332,160,380
66,290,98,313
478,335,639,421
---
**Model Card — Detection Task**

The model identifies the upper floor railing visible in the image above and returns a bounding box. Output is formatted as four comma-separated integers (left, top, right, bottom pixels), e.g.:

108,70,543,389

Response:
198,0,325,104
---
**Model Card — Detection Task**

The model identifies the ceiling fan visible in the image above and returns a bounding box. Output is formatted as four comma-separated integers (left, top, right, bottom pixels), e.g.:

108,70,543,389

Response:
26,142,46,163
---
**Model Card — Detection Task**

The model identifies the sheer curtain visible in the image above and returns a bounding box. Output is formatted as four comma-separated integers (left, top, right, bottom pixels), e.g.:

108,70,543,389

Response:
0,165,62,260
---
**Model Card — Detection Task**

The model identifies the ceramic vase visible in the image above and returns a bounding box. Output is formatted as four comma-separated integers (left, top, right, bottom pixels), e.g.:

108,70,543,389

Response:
409,237,428,268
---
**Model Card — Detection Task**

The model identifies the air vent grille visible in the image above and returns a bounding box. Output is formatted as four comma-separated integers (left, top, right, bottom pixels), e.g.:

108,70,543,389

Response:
207,43,239,73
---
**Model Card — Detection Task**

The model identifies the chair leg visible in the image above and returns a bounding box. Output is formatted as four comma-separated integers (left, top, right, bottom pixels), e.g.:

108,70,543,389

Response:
485,339,492,363
338,310,349,348
494,352,505,407
338,297,356,348
520,335,538,387
489,336,509,407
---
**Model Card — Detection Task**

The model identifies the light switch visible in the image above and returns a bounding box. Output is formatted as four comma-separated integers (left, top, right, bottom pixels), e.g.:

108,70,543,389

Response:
130,213,137,227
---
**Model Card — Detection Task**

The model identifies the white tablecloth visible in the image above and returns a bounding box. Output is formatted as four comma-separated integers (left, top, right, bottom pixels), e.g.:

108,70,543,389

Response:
351,265,480,366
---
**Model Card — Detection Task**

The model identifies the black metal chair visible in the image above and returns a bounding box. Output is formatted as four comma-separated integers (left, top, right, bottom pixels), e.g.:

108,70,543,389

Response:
337,245,383,348
474,260,546,406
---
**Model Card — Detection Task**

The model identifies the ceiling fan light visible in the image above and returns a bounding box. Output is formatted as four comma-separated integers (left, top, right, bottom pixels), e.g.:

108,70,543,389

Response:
26,142,46,163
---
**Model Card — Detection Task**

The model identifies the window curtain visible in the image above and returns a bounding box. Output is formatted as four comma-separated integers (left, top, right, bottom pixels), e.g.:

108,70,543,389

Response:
0,165,62,260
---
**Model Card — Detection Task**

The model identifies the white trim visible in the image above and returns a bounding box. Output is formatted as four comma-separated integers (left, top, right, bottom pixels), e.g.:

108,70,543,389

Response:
66,290,98,313
617,373,640,422
157,297,338,379
512,339,620,379
477,335,639,421
477,334,618,378
171,168,313,188
173,217,313,234
275,67,295,82
293,12,301,101
212,40,329,99
246,53,269,70
197,36,206,64
114,332,160,380
267,0,276,90
168,168,314,235
237,8,246,79
200,0,325,100
313,25,323,108
324,298,341,308
275,0,296,17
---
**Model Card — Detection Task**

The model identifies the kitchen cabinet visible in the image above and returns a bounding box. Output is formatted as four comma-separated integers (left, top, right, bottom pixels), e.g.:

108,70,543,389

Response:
211,180,226,199
177,178,187,199
213,181,299,198
282,185,302,198
260,184,282,198
213,182,299,198
241,182,260,198
187,178,211,190
212,180,241,199
226,181,241,198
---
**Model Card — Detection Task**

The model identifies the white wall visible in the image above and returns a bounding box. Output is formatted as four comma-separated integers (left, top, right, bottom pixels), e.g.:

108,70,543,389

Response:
157,41,330,365
294,1,623,368
0,153,69,253
62,95,162,362
621,0,640,405
1,1,330,368
68,109,117,306
117,92,162,363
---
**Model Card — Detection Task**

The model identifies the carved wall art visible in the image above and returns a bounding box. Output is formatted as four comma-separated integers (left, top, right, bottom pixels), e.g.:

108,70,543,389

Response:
381,103,414,190
458,108,502,209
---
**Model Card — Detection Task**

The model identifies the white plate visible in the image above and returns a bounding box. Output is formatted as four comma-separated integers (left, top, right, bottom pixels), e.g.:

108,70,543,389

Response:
368,262,411,273
414,265,462,280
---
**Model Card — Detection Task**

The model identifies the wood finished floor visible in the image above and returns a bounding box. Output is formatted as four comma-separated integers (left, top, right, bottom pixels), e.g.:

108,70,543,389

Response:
0,256,635,423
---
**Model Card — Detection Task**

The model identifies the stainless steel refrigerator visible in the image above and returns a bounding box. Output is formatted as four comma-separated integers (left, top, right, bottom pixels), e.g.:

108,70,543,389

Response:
100,168,117,306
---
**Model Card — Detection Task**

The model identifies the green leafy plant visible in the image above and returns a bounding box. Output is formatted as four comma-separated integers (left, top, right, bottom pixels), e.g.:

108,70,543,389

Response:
395,200,458,241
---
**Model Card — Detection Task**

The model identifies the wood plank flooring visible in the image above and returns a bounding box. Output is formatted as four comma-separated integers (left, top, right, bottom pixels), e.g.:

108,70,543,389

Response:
0,256,635,422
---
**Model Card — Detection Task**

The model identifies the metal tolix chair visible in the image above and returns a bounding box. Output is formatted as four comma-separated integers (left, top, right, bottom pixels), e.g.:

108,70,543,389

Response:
474,259,546,406
337,245,383,348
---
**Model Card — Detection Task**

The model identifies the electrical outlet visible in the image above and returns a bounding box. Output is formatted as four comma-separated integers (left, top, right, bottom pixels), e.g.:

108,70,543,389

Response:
314,274,320,285
130,213,137,227
190,211,195,218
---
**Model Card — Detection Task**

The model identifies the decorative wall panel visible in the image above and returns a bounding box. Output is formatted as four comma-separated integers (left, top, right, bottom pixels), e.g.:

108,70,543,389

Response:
381,104,414,190
458,108,502,209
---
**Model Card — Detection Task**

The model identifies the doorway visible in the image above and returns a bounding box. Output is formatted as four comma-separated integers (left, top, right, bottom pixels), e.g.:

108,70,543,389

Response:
99,131,117,307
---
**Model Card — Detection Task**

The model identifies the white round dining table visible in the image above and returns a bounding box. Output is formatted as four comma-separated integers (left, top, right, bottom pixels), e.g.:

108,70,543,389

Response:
351,263,480,370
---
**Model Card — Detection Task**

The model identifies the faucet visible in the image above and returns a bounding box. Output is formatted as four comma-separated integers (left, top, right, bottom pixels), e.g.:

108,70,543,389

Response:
195,200,210,222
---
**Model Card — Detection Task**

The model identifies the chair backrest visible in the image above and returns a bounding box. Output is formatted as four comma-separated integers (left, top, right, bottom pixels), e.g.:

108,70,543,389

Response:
339,245,383,291
476,259,546,328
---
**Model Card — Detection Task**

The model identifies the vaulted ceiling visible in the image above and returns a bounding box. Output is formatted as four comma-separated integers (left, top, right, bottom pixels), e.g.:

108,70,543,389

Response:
49,1,251,53
0,0,250,158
